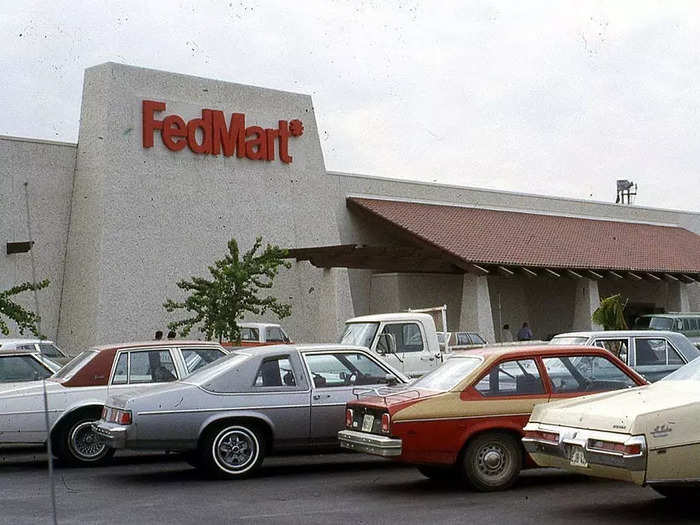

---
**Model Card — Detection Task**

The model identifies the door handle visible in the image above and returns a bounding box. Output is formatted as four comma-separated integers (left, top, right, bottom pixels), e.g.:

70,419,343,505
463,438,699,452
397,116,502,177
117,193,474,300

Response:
312,394,332,400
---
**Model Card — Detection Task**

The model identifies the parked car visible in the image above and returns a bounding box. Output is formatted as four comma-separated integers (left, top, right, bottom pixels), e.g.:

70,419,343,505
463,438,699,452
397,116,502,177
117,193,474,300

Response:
550,330,700,382
0,350,62,384
93,345,408,478
340,313,443,377
337,345,647,491
0,338,72,365
634,313,700,346
523,355,700,499
0,340,227,465
238,322,292,346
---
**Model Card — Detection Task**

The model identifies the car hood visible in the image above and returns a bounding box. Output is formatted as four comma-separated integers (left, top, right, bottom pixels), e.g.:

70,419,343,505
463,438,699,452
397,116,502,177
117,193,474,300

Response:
530,380,700,433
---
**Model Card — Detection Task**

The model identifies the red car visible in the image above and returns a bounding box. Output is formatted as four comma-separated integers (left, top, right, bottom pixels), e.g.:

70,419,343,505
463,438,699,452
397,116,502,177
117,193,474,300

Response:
338,345,647,491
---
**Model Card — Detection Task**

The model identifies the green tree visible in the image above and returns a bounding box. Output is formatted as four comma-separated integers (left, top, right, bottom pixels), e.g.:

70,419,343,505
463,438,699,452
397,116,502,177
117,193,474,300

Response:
592,293,629,330
164,237,292,342
0,279,50,337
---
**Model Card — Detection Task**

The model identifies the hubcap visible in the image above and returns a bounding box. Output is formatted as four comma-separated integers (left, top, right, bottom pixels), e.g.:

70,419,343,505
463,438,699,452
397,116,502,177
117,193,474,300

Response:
70,421,107,460
476,443,508,477
214,428,257,472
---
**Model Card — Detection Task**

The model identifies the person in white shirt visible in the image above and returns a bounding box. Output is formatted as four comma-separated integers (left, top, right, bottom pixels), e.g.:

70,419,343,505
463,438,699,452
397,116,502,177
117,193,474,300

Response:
502,324,514,342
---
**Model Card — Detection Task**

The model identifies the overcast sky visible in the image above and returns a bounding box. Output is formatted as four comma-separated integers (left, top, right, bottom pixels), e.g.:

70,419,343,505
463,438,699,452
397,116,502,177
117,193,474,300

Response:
2,1,699,211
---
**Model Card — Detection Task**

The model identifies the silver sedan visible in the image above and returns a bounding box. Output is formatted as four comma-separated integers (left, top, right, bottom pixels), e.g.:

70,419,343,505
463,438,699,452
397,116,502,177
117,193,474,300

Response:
94,344,407,478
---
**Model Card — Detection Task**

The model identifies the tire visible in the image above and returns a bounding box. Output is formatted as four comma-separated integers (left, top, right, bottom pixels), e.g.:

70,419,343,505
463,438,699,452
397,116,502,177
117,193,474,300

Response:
460,432,522,492
652,485,697,499
199,423,265,479
54,414,115,466
417,465,457,481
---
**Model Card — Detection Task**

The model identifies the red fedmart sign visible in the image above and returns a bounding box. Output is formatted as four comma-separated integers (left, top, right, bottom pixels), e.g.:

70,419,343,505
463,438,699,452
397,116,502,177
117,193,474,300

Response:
142,100,304,164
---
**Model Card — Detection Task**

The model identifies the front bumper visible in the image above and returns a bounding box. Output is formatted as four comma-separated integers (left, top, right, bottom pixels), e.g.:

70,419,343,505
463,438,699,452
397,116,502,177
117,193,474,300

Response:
92,421,129,449
522,422,646,485
338,429,402,457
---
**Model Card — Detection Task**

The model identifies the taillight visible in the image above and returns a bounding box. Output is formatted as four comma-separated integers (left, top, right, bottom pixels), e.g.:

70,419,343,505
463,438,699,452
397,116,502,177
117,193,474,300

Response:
381,413,391,434
523,430,559,444
116,410,132,425
345,409,354,428
588,439,642,456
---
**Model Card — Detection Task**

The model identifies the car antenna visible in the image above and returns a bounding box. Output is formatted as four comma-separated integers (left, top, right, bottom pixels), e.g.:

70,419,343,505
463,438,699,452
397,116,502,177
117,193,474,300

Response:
24,182,58,525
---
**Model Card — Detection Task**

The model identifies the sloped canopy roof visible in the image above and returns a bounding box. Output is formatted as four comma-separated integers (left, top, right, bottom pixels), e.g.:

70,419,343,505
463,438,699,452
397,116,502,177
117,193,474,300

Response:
345,197,700,276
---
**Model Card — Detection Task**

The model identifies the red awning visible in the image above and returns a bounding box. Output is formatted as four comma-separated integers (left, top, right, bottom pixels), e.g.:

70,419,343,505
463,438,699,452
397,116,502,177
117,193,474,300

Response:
347,197,700,275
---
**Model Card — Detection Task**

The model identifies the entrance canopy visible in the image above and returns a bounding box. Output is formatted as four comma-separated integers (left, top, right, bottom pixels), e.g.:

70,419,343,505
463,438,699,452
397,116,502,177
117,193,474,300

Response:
288,197,700,282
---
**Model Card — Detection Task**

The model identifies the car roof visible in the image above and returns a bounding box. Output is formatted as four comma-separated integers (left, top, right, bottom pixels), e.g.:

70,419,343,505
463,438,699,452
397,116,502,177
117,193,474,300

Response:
0,349,45,357
91,340,225,352
637,313,700,318
451,344,610,359
227,343,374,356
554,330,679,338
346,312,434,323
239,322,282,329
0,338,56,346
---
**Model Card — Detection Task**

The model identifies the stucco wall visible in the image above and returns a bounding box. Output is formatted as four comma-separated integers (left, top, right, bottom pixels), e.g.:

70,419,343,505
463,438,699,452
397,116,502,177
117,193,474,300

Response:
0,136,76,342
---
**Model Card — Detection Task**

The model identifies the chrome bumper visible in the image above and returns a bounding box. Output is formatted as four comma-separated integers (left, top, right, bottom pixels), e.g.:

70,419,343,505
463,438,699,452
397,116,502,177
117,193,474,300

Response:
522,422,647,482
338,429,402,457
92,421,128,449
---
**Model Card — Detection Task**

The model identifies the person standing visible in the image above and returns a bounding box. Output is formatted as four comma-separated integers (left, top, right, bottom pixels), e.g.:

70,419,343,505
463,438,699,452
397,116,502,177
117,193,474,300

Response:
154,330,163,340
502,324,514,342
517,322,533,341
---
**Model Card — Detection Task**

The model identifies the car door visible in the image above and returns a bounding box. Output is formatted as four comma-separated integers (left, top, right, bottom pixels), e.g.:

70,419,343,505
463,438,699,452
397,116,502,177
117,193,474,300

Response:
632,337,685,382
378,322,436,377
304,350,401,442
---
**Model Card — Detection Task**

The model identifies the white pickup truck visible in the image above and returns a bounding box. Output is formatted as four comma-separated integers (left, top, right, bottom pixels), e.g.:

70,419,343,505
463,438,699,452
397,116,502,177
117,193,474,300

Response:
338,313,444,377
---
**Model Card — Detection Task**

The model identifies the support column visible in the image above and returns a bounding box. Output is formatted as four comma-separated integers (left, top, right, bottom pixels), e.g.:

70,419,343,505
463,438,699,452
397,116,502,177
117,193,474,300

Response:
459,274,495,342
572,278,602,331
666,281,690,312
317,268,354,342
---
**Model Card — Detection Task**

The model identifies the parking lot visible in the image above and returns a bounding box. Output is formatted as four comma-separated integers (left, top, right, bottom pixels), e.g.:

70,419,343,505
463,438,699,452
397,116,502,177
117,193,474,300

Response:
0,449,695,525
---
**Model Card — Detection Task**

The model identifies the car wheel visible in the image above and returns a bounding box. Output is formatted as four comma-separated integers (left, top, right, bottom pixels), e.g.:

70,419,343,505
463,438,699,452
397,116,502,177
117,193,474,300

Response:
652,485,697,499
461,432,522,491
55,415,115,466
200,424,265,479
417,465,457,481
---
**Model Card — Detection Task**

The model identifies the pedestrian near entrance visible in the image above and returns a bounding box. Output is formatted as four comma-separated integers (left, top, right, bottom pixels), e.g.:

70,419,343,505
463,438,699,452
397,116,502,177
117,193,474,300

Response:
517,322,533,341
502,324,513,342
154,330,163,340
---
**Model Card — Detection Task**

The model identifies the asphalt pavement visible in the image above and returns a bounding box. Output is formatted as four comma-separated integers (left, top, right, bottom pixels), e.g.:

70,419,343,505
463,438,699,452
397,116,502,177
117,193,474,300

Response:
0,448,695,525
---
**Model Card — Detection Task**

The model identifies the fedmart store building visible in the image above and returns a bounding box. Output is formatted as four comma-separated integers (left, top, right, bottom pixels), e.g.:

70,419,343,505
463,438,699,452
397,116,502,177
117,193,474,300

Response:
2,62,699,353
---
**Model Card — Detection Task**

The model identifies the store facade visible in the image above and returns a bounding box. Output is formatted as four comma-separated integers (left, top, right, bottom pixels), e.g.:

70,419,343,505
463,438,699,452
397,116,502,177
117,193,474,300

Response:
2,62,699,353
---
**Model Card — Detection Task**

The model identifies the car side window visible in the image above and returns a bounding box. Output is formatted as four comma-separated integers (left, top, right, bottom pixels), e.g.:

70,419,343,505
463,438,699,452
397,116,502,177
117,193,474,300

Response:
592,339,628,363
181,348,224,374
542,356,636,393
112,353,128,384
456,333,469,345
0,355,52,382
474,359,545,397
129,350,177,383
305,352,392,388
380,323,424,353
17,344,36,351
254,357,297,387
471,334,487,345
240,327,259,341
635,338,682,366
265,327,287,343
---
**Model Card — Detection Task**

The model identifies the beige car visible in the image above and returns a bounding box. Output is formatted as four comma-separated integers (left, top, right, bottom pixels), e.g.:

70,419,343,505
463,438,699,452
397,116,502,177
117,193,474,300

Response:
523,358,700,499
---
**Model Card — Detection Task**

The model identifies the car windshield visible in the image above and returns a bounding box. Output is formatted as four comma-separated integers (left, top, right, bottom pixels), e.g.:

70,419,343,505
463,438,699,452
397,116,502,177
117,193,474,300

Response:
662,356,700,381
52,350,98,380
339,322,379,348
412,356,482,391
550,336,589,345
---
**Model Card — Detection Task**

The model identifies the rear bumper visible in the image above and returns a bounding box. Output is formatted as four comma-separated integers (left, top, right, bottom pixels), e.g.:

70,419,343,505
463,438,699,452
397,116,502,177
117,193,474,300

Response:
338,429,402,457
92,421,128,449
522,422,646,485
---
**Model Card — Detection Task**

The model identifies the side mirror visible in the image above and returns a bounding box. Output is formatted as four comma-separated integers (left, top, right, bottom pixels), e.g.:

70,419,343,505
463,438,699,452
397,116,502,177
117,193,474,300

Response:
384,373,398,386
376,333,397,355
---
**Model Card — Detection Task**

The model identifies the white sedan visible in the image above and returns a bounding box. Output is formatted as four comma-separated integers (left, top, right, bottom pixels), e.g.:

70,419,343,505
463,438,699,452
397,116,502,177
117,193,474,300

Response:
0,340,227,465
523,356,700,499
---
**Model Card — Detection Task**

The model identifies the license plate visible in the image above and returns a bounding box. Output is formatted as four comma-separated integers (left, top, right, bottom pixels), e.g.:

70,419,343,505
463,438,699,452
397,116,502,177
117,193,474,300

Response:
567,445,588,468
361,414,375,432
